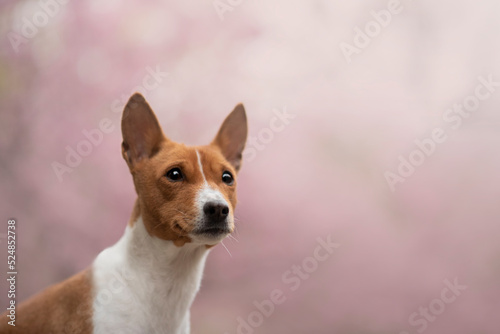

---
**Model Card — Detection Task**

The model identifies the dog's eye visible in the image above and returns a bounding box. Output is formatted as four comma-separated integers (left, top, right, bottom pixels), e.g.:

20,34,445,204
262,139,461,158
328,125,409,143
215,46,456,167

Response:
222,171,234,185
166,168,184,182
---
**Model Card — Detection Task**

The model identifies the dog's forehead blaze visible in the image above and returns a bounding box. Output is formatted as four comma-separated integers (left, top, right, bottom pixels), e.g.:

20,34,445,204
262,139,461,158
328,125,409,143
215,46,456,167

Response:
195,145,238,208
196,145,236,177
128,141,237,246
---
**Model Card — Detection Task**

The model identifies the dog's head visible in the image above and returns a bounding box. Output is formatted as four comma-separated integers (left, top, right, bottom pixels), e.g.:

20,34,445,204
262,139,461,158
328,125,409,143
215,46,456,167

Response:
121,93,247,247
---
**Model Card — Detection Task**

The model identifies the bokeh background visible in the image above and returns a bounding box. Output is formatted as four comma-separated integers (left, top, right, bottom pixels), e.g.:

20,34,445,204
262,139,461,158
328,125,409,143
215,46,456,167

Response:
1,0,500,333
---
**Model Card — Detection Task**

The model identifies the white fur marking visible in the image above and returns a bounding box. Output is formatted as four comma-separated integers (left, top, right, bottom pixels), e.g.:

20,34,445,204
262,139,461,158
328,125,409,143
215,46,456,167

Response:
193,149,233,243
195,149,229,213
196,150,207,184
92,217,209,334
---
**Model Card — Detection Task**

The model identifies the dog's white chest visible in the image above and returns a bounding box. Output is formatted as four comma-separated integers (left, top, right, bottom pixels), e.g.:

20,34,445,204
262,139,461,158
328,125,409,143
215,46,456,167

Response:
91,219,209,334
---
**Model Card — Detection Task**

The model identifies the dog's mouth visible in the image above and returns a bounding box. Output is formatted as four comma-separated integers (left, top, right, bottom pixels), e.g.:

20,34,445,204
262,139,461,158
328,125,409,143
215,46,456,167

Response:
197,227,232,236
171,219,232,240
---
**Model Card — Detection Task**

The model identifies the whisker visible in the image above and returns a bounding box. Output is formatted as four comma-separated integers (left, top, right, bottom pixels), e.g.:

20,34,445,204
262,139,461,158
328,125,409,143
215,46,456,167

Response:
220,241,232,257
152,221,163,231
232,224,241,238
175,209,189,217
227,234,239,243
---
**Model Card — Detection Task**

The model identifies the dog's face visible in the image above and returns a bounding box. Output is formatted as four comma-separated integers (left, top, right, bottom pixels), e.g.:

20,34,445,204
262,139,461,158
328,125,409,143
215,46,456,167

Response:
121,93,247,246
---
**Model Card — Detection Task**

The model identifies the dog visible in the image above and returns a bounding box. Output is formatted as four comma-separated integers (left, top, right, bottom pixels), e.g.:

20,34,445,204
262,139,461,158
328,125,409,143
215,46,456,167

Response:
0,93,248,333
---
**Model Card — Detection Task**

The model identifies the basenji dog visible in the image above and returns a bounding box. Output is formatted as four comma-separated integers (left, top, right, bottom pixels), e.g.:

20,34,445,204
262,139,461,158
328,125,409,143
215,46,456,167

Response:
1,93,248,334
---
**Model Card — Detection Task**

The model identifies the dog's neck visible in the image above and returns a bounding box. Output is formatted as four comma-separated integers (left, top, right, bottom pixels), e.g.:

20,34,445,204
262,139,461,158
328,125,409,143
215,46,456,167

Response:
92,214,210,333
127,216,209,278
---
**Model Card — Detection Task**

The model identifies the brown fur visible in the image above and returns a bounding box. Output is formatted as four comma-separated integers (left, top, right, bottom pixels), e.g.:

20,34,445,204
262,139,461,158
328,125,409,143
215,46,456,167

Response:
0,269,93,333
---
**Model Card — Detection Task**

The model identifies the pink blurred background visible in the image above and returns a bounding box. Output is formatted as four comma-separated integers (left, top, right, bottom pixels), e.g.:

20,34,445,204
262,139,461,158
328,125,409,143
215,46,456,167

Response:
1,0,500,333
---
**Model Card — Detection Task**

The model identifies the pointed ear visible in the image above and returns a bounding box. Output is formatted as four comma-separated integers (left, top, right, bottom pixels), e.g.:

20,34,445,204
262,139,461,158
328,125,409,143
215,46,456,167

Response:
121,93,165,168
212,103,248,172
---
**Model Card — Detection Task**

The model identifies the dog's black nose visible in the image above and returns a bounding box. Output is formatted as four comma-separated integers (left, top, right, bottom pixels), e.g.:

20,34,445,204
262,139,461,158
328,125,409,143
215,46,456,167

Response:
203,202,229,223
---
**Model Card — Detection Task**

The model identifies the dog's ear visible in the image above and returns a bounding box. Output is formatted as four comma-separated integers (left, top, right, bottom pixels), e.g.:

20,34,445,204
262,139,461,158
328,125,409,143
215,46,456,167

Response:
121,93,165,168
212,103,248,172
